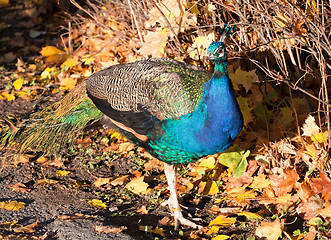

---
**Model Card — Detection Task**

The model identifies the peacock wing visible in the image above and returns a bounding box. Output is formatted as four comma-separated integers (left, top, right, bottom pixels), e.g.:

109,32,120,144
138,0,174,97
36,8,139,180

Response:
86,58,211,138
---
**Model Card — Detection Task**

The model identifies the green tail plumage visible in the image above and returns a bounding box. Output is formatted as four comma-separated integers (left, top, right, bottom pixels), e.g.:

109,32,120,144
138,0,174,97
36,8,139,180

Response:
0,82,103,156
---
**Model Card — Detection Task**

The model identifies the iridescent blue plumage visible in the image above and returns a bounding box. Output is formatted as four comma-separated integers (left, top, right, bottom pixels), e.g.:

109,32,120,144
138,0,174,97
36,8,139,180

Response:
146,30,243,164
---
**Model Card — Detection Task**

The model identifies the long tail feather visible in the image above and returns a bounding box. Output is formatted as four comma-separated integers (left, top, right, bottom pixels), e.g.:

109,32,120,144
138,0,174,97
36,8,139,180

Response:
0,82,103,155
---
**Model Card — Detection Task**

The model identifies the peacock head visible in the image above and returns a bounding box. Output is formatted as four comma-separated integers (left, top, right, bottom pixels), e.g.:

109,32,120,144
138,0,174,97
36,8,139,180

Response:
206,25,234,63
206,41,227,63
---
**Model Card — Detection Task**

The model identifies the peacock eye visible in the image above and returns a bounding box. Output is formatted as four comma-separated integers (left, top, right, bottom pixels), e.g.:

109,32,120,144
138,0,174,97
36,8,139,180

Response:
216,48,225,55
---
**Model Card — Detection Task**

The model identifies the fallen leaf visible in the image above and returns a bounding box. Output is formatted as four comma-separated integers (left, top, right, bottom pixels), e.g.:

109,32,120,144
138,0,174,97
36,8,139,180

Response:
94,177,111,187
137,205,148,214
198,180,219,195
88,199,107,209
209,215,236,228
37,179,59,185
94,225,127,234
9,183,30,193
255,219,282,240
13,221,38,233
237,211,262,220
269,168,299,196
139,225,165,237
61,56,78,69
199,156,216,169
249,174,270,189
13,78,23,90
56,170,72,176
310,172,331,201
0,200,26,211
125,176,148,194
110,175,129,186
302,115,320,137
60,77,77,90
118,142,135,152
212,235,230,240
158,216,171,226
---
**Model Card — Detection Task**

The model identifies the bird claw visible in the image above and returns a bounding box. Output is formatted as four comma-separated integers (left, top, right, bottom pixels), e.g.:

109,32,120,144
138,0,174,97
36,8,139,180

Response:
174,215,203,230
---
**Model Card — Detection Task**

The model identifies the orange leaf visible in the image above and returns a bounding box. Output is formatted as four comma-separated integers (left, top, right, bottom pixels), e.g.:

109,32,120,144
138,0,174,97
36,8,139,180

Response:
269,168,299,196
310,172,331,201
256,219,282,240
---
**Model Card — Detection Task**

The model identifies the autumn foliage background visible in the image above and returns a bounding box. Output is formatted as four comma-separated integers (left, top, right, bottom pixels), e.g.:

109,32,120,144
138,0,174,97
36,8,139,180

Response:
0,0,330,239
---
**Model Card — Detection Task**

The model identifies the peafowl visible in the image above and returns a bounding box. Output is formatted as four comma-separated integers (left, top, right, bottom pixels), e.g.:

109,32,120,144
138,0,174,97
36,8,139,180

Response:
0,25,243,229
86,26,243,229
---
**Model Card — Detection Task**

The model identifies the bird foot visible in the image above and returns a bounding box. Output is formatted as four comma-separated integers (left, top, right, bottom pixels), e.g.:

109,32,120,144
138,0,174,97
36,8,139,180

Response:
162,199,202,230
174,214,203,230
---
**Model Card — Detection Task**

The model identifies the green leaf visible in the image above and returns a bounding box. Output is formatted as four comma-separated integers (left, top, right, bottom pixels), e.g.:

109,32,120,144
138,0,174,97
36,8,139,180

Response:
218,149,249,177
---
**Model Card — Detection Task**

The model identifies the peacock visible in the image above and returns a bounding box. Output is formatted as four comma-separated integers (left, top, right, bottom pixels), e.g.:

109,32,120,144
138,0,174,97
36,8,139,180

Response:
0,26,243,229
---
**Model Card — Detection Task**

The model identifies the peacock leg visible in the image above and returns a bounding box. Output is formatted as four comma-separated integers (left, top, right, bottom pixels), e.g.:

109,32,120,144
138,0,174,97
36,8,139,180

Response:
163,162,202,230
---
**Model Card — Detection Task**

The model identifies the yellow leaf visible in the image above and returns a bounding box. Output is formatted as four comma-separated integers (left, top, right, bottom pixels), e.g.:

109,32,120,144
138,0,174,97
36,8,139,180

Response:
40,67,57,80
139,225,165,237
125,176,148,194
139,29,169,57
307,217,323,226
238,211,262,220
40,46,65,57
276,193,291,204
88,199,107,209
273,13,289,28
199,180,219,195
209,215,236,228
0,200,26,211
237,96,253,126
311,131,328,144
1,92,15,101
56,170,72,176
256,219,282,240
94,177,111,187
60,77,77,90
229,67,258,92
199,156,216,169
207,225,220,235
61,56,78,69
250,174,270,189
212,235,230,240
82,56,95,65
13,78,23,90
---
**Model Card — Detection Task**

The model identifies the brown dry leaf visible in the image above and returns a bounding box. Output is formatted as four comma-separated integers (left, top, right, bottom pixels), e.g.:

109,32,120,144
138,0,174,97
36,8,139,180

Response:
295,181,313,202
118,142,135,152
255,219,282,240
158,216,171,226
9,183,30,193
110,175,129,186
125,176,148,194
58,213,97,222
94,177,111,188
13,221,38,234
36,156,48,164
13,155,30,164
94,225,127,234
296,195,323,220
303,227,316,240
302,115,320,137
137,206,148,214
143,158,163,171
269,168,299,196
317,201,331,220
48,157,65,168
37,179,59,185
310,172,331,201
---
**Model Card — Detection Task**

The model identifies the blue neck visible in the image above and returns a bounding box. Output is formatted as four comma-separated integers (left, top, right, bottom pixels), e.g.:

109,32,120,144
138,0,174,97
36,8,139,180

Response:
148,61,243,163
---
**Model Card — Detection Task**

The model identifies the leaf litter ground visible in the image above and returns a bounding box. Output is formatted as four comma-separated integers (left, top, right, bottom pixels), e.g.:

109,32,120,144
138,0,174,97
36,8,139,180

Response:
0,1,330,240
